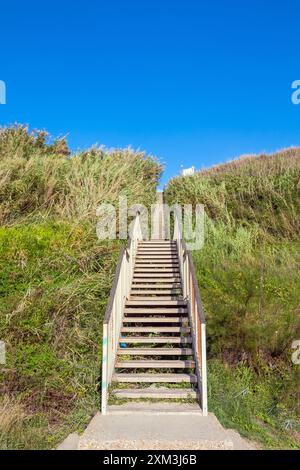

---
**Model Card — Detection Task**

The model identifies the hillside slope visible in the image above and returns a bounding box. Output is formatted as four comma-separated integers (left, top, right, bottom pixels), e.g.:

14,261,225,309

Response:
0,125,162,449
165,149,300,449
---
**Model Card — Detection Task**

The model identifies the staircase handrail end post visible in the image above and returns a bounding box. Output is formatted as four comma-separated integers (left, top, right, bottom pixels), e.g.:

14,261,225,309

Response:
103,245,126,325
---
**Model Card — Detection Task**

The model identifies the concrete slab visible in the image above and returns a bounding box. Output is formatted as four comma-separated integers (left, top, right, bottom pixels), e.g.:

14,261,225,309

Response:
57,432,80,450
107,402,203,415
78,412,237,450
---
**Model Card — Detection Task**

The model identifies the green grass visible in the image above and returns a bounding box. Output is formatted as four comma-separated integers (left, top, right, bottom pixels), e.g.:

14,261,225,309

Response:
208,360,300,449
0,222,119,449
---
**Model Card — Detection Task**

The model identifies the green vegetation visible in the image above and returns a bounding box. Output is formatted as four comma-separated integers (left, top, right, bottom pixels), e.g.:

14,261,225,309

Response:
0,125,162,449
165,149,300,449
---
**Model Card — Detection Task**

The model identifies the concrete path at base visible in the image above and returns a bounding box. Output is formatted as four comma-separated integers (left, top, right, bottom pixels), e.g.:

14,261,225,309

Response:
71,411,256,450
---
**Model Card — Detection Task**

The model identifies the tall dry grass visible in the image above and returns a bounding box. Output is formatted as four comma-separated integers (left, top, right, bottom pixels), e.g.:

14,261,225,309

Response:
165,148,300,239
0,125,162,225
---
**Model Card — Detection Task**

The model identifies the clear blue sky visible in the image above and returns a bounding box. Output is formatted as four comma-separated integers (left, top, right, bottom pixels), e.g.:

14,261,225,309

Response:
1,0,300,187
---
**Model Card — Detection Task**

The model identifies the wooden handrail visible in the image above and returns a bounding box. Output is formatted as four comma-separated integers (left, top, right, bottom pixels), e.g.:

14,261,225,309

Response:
103,245,126,325
173,211,208,416
187,252,206,325
101,212,142,414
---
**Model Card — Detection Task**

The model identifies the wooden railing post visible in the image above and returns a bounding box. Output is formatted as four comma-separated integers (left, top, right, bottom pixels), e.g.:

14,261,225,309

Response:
201,323,208,415
101,323,108,414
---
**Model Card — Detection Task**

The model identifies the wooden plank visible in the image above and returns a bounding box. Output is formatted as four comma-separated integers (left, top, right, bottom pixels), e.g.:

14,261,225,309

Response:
136,256,178,260
112,388,197,399
131,284,181,288
112,373,197,383
121,326,191,333
117,347,193,355
134,269,180,273
129,296,183,301
126,300,187,306
133,273,180,278
130,290,181,295
138,250,177,252
134,266,180,269
119,336,192,344
135,260,179,263
115,360,195,368
123,317,188,324
138,241,176,244
124,307,188,314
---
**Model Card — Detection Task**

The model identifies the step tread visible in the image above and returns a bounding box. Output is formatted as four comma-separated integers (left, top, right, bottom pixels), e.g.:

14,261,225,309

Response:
138,241,176,243
116,360,195,368
126,300,187,306
121,326,191,333
137,251,178,254
134,270,180,273
136,254,178,258
124,308,188,314
134,268,180,277
134,272,180,275
119,336,192,344
113,373,197,383
112,388,197,399
135,260,179,263
135,265,180,269
136,255,178,258
131,284,182,288
129,297,183,302
117,348,193,355
130,290,182,295
123,317,188,323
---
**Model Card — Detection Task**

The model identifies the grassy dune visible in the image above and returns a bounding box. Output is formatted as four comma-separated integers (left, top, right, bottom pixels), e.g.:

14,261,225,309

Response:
165,149,300,449
0,125,162,449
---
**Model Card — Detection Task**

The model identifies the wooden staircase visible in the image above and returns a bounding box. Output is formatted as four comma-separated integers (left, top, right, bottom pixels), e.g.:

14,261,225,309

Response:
101,210,207,415
111,240,198,402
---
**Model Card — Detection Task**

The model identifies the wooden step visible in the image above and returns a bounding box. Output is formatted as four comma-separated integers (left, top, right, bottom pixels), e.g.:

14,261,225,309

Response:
123,317,187,324
135,256,179,264
116,360,195,368
135,259,179,263
121,326,191,333
138,244,176,247
112,373,197,383
112,388,197,400
124,307,188,314
129,298,183,302
137,250,178,253
117,347,193,355
135,260,179,263
119,336,192,344
138,242,176,245
135,264,179,269
134,268,180,272
131,290,181,294
137,246,177,250
136,253,178,257
133,273,181,278
137,248,177,251
129,296,183,300
126,300,187,306
137,252,177,254
131,284,181,289
130,290,181,295
125,297,187,310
